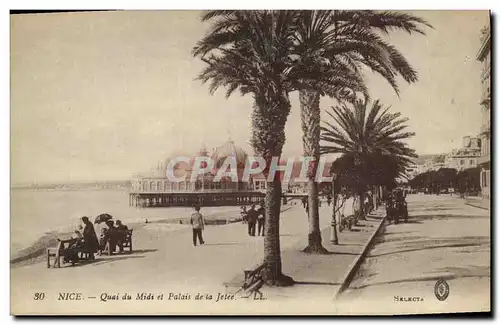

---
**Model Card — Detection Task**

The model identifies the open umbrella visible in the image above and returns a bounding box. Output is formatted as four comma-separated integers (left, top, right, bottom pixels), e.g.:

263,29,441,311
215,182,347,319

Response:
94,213,113,224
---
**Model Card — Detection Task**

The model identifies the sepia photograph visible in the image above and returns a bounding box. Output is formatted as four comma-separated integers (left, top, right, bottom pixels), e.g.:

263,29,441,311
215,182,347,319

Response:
10,9,491,315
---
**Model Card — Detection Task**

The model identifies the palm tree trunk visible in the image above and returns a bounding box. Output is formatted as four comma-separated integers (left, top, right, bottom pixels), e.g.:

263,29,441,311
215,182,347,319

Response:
262,175,292,285
357,188,366,220
299,89,328,254
330,183,339,241
252,92,294,286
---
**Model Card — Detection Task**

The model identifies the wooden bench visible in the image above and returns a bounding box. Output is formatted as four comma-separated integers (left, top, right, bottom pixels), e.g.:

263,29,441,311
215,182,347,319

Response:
121,229,133,253
46,238,93,268
223,264,265,299
241,264,265,299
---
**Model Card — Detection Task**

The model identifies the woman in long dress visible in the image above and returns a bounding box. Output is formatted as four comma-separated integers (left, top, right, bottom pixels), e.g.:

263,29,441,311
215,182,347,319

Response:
81,216,99,259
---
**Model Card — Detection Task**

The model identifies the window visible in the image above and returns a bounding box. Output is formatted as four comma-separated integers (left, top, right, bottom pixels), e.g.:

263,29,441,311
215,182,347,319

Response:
460,160,465,165
470,160,474,165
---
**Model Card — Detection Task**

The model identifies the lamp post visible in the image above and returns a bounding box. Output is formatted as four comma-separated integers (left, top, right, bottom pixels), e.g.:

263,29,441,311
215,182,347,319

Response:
330,173,339,244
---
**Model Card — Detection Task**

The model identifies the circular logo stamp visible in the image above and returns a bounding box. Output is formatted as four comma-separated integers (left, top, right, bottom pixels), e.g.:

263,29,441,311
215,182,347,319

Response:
434,279,450,301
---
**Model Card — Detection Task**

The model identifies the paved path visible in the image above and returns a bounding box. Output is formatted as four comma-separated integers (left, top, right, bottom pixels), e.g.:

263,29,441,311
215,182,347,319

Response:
11,196,387,315
465,196,490,210
10,200,329,314
337,194,491,314
257,209,385,305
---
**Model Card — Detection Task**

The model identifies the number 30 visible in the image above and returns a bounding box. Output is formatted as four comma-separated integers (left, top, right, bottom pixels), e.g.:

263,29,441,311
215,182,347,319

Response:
34,293,45,300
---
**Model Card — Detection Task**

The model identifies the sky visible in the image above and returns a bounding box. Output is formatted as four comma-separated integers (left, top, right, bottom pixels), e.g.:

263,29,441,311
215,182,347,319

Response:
10,10,490,185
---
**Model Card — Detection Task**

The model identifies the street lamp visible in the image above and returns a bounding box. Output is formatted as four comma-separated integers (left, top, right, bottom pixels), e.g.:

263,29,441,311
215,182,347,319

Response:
330,172,339,244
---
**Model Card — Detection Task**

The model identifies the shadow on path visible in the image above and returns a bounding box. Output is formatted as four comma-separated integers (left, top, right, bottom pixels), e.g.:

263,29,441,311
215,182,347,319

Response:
295,281,342,286
90,255,145,266
349,273,490,291
368,240,489,258
411,214,490,220
202,243,245,246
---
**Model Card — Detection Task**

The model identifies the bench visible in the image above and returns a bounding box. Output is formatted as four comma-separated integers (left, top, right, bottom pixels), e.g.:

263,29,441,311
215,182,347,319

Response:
224,264,265,299
46,238,94,268
121,229,133,253
241,264,265,299
101,229,133,256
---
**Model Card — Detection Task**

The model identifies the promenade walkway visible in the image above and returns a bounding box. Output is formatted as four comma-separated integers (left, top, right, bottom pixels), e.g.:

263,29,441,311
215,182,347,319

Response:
11,199,384,315
465,196,490,210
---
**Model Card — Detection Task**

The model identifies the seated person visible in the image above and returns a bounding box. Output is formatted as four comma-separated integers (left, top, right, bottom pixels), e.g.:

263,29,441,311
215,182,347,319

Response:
98,227,109,254
103,220,118,254
115,220,129,252
69,229,84,247
64,227,85,263
116,220,128,232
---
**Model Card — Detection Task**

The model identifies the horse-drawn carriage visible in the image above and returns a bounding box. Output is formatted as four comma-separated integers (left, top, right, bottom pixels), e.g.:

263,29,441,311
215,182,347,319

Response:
386,190,408,224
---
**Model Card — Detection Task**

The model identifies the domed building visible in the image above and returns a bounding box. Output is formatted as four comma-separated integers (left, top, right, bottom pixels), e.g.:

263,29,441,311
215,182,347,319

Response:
129,140,261,207
212,140,248,168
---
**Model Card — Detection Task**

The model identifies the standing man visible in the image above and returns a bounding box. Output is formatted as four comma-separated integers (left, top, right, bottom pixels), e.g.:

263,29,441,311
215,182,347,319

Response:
247,204,258,236
257,204,265,236
190,205,205,246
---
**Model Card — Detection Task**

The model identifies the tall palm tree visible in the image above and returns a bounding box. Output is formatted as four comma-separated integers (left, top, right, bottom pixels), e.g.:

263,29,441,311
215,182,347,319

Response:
291,10,431,252
321,99,416,219
193,10,296,286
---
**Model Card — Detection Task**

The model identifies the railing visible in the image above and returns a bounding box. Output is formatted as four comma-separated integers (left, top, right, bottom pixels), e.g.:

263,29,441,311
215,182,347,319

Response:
130,188,255,194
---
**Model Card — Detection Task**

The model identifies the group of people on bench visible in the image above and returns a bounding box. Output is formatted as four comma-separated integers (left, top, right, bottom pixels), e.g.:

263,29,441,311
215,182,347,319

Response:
64,217,129,264
98,220,129,255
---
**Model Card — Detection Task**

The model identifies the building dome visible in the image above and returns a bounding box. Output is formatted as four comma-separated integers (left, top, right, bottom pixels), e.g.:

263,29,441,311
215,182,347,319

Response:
212,140,248,168
189,145,211,171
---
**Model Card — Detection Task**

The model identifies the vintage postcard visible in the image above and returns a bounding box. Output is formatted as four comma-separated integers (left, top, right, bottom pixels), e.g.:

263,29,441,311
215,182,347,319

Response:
10,10,491,315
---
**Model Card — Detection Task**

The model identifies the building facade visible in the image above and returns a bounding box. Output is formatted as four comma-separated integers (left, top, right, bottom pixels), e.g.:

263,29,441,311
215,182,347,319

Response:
477,26,491,198
444,136,481,171
131,141,252,194
129,140,325,207
129,140,336,207
129,140,261,207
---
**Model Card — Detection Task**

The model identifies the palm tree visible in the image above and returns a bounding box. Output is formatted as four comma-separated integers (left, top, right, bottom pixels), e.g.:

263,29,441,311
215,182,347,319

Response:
292,10,431,252
321,99,417,219
193,10,296,286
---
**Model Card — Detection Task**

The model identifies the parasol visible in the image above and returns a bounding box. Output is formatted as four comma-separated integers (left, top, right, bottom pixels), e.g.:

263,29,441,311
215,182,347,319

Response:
94,213,113,224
